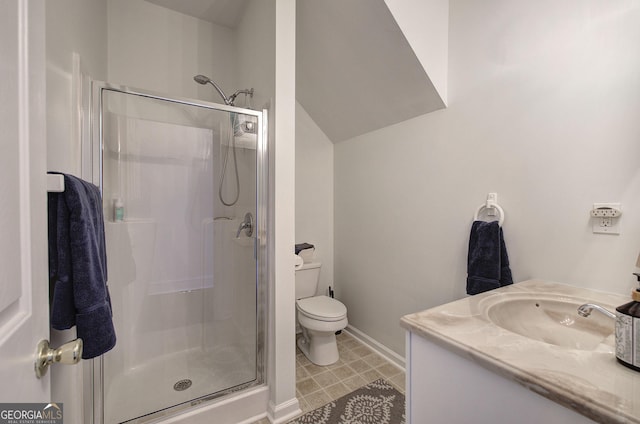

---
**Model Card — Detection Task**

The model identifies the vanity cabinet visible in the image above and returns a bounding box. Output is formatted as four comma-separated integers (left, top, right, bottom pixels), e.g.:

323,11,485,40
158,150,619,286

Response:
401,280,639,424
405,331,595,423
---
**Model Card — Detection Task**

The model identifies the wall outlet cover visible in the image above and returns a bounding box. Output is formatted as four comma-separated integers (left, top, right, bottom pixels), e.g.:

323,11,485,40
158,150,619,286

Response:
592,203,621,235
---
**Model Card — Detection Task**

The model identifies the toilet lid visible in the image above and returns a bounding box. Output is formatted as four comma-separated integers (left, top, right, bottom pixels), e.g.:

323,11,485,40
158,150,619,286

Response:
297,296,347,321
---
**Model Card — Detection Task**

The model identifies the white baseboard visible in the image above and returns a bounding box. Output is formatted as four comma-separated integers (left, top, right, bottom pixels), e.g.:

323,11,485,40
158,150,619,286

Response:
266,397,301,424
344,325,406,371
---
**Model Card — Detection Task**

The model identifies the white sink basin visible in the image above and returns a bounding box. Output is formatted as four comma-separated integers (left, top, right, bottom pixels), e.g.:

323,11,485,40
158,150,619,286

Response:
480,293,615,350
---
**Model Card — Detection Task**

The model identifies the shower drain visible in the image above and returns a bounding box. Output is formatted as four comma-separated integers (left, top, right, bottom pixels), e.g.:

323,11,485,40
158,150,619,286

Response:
173,379,192,391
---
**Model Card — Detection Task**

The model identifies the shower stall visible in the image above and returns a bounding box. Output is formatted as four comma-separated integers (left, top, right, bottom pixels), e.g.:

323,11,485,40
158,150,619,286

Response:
90,82,267,423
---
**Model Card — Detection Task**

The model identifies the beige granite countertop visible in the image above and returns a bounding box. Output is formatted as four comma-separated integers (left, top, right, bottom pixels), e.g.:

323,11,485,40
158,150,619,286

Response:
400,279,640,424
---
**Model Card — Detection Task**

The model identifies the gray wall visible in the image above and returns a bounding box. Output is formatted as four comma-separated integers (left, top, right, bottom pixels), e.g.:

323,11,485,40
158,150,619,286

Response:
334,0,640,355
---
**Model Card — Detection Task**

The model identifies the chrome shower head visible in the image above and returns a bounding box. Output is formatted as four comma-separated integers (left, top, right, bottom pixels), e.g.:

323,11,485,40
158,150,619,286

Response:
193,74,232,105
193,75,253,107
193,74,212,85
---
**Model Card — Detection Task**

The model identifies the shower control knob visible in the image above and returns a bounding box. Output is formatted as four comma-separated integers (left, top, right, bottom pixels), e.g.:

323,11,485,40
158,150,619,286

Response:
236,212,254,238
34,338,83,378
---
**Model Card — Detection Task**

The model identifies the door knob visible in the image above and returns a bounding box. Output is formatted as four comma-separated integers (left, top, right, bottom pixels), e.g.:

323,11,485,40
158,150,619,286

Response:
34,338,83,379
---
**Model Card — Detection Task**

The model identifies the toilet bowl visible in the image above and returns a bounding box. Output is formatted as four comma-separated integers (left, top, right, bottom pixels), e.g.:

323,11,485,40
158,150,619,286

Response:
295,262,348,366
296,295,348,366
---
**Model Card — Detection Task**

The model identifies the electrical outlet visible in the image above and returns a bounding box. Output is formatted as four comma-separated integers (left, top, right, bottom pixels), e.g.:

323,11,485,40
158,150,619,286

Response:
592,203,621,235
591,207,621,218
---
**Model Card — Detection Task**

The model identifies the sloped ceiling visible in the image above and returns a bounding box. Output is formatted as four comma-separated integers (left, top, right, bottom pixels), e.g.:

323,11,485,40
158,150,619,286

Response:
296,0,446,143
145,0,446,143
145,0,248,28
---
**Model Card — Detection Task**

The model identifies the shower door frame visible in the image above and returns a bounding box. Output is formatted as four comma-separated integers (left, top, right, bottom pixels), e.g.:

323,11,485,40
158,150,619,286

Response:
88,81,268,424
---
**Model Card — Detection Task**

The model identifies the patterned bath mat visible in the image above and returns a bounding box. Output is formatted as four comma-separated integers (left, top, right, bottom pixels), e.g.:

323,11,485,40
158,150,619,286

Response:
289,379,405,424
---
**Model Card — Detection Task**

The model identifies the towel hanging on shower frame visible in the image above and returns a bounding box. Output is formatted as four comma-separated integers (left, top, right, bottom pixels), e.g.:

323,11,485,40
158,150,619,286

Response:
47,173,65,192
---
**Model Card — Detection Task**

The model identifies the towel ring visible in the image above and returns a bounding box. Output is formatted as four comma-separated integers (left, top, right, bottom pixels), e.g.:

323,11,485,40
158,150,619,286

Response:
474,203,505,226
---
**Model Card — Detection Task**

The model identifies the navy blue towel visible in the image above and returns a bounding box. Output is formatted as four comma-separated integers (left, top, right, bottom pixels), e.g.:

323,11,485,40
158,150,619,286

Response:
295,243,315,255
47,173,116,359
466,220,513,295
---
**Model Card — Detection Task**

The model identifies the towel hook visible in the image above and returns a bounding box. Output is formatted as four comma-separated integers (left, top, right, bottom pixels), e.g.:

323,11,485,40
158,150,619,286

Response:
473,192,505,226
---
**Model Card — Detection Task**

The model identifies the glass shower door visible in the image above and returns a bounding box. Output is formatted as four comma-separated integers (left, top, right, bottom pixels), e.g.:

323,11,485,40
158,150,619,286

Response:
95,85,264,424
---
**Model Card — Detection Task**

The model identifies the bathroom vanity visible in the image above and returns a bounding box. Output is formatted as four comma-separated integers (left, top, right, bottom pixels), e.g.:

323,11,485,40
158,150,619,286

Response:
401,280,640,424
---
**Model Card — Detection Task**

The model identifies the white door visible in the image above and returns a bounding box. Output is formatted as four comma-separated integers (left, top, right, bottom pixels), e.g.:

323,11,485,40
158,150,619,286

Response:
0,0,51,403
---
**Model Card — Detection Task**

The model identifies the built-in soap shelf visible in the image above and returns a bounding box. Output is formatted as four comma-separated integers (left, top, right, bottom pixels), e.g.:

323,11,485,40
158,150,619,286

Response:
105,218,156,224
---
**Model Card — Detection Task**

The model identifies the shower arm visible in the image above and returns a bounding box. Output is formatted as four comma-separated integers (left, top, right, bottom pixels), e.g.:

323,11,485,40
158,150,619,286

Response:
228,88,254,106
193,75,253,107
206,80,233,106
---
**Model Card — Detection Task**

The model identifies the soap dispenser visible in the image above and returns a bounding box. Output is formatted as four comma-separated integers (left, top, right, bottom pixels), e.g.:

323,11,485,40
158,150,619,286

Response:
615,272,640,372
113,198,124,222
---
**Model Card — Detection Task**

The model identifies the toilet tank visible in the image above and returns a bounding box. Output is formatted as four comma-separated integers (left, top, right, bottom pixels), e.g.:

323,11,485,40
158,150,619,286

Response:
295,262,321,299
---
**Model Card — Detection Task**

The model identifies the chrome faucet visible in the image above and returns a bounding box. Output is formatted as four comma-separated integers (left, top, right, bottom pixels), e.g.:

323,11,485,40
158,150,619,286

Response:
236,212,254,238
577,303,616,320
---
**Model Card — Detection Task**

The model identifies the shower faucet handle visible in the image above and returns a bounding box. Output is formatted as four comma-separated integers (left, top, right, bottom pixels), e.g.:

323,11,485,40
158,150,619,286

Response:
236,212,254,238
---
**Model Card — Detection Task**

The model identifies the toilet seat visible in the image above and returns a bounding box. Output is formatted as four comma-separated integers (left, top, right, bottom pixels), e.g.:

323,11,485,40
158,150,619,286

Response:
297,296,347,322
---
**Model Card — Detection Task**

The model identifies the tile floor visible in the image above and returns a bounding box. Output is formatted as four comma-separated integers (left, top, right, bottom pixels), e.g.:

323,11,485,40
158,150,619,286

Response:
252,331,405,424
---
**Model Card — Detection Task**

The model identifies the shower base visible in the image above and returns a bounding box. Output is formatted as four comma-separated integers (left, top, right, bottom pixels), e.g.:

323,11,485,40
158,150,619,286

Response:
105,345,255,424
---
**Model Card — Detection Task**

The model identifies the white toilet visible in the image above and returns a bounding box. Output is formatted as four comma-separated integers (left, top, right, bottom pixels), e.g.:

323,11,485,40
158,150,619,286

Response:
295,262,348,366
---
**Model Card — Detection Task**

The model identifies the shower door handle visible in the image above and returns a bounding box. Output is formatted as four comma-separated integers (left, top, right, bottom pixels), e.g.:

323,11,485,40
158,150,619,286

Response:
34,338,83,378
